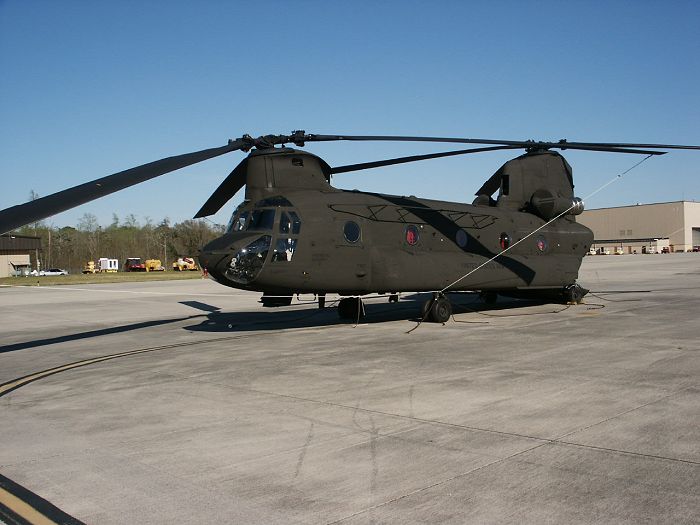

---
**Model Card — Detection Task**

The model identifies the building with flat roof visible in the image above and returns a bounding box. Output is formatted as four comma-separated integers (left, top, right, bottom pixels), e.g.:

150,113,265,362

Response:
0,234,42,277
577,201,700,254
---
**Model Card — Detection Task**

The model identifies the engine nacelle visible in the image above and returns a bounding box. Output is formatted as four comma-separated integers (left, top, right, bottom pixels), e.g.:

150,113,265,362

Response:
530,189,584,220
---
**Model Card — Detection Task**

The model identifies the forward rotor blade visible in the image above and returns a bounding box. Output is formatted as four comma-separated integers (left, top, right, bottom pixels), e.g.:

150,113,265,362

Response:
330,145,522,174
194,160,248,218
0,140,245,234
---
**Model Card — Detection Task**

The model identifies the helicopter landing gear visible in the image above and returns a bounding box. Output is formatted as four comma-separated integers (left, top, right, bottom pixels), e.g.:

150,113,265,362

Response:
564,283,588,304
388,293,399,303
318,293,326,309
480,291,498,304
421,294,452,323
338,297,365,320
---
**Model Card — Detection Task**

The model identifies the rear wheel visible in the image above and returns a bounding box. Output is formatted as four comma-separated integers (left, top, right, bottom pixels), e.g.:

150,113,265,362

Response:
421,295,452,323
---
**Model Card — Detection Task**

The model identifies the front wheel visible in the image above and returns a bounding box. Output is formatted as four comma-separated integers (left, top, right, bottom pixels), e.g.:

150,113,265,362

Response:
564,284,588,304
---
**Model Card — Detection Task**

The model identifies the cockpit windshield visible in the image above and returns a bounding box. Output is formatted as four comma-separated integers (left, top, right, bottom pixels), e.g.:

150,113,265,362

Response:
247,209,276,231
226,206,276,233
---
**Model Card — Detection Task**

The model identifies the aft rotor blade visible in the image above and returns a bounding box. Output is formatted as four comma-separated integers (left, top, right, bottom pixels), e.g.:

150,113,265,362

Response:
330,145,522,174
306,134,534,148
0,140,245,234
194,160,248,218
303,133,699,152
563,141,700,150
551,145,666,155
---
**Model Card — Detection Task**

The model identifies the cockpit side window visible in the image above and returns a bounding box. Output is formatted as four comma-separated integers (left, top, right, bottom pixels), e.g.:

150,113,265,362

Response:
229,211,249,232
289,211,301,234
272,238,298,262
273,209,302,263
279,211,302,235
226,202,250,233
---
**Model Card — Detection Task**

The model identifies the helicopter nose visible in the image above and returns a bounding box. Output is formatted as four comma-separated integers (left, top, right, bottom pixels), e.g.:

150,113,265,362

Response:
199,234,234,271
199,232,270,285
198,234,238,274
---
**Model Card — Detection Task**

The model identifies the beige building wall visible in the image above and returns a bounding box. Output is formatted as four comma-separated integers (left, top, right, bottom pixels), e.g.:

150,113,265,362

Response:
684,201,700,249
1,254,31,278
578,201,700,252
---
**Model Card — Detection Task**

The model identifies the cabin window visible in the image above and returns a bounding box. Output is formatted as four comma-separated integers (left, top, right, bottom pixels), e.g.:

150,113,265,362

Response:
456,229,468,248
405,225,419,246
499,232,511,250
344,221,361,243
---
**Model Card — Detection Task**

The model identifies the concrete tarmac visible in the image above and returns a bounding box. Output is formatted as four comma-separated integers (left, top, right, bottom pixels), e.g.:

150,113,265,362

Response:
1,254,698,524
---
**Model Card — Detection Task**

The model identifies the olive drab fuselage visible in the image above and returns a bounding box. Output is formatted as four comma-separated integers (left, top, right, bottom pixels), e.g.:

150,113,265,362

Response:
199,147,594,297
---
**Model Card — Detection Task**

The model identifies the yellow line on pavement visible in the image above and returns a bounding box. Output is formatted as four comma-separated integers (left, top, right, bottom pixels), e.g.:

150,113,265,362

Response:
0,486,59,525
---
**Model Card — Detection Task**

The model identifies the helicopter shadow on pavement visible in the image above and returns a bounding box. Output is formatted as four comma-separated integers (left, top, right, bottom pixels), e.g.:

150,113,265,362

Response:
181,293,550,333
0,316,204,354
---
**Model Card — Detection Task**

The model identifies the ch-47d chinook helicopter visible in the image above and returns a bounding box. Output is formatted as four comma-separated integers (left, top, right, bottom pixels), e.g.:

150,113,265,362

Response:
1,131,698,322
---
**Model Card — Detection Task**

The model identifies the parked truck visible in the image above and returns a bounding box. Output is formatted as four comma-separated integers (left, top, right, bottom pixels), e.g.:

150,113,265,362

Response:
124,258,147,272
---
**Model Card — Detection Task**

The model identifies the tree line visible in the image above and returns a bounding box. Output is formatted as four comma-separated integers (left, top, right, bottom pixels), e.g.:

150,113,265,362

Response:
18,212,225,273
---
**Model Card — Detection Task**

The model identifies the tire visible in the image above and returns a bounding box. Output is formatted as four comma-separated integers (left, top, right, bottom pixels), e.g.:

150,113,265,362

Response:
421,298,433,319
422,296,452,323
564,284,588,304
430,296,452,323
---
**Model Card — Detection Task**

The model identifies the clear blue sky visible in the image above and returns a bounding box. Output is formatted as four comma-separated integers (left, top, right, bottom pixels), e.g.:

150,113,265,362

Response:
2,0,699,228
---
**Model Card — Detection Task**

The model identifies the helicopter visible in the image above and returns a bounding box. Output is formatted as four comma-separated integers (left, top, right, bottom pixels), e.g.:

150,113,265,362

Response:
2,131,698,322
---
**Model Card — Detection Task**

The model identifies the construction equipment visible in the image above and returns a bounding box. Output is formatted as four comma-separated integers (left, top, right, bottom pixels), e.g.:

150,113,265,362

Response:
172,257,199,271
82,261,97,274
145,259,165,272
83,258,119,273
